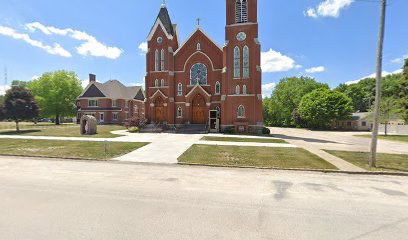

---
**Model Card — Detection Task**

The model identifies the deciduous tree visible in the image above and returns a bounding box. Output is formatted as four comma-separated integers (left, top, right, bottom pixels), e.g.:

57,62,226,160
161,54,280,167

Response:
265,77,328,127
28,70,83,125
299,88,353,129
400,59,408,123
0,86,39,131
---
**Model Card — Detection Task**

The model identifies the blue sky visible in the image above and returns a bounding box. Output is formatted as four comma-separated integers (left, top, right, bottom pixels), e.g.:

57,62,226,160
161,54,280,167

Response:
0,0,407,97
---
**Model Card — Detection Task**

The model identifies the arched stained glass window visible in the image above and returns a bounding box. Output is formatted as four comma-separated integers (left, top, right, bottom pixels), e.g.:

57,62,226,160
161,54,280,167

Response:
155,50,159,72
161,49,165,71
243,46,249,78
236,85,240,95
161,79,165,87
243,85,247,94
178,83,182,96
234,46,240,78
237,105,245,118
235,0,248,24
155,79,159,87
190,63,208,85
215,81,221,95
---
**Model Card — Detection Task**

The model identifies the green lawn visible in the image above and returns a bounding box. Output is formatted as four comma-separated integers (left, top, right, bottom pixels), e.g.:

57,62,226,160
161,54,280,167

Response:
0,139,148,160
0,123,126,138
179,144,337,170
201,136,288,144
325,150,408,172
355,134,408,143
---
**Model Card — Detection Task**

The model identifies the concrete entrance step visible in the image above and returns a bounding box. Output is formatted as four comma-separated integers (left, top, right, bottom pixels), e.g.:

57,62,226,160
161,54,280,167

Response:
176,124,208,134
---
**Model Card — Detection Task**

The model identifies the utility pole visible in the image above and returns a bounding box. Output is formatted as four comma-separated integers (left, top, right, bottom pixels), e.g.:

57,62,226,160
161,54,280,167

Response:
370,0,387,168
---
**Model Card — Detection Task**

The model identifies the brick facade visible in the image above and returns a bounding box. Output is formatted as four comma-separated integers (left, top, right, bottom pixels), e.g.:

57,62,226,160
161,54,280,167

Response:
77,75,145,125
145,0,263,133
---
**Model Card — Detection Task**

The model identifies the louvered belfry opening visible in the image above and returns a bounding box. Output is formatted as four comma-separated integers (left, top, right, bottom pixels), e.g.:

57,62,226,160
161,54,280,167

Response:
235,0,248,24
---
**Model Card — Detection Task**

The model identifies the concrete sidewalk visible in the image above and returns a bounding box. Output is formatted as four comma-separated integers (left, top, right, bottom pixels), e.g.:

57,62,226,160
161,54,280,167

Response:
114,133,203,164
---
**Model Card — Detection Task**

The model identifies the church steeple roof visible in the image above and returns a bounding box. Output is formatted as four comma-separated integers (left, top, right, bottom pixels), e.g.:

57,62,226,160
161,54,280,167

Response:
155,4,174,36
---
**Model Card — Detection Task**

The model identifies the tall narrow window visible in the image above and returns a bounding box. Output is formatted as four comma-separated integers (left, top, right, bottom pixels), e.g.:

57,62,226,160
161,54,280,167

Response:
234,46,240,78
155,79,159,87
237,105,245,118
215,81,221,95
236,85,240,95
243,45,249,78
155,50,159,71
177,107,183,118
161,49,165,71
243,85,247,94
178,83,182,96
235,0,248,24
161,79,165,87
216,106,221,118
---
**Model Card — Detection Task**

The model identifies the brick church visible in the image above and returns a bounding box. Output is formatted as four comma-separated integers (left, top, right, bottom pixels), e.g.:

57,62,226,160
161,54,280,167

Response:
144,0,263,133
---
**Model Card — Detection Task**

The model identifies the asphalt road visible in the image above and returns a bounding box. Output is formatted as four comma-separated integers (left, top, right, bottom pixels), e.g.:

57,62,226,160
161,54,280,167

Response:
0,156,407,240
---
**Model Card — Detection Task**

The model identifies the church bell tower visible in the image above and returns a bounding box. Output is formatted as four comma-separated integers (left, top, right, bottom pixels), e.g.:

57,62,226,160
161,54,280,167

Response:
222,0,263,133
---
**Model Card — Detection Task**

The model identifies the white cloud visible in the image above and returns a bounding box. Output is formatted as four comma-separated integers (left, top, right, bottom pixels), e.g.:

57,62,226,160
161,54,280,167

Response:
391,58,403,64
262,83,276,98
138,42,148,55
0,85,11,95
131,77,146,90
305,9,318,18
305,0,354,18
31,75,39,80
261,49,299,73
81,80,89,89
0,26,72,57
391,55,408,64
25,22,123,59
305,66,325,73
346,69,401,85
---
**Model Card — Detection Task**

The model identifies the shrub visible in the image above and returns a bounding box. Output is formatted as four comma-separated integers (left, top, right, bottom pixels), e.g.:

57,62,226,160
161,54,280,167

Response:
262,127,271,135
223,126,235,134
125,116,147,129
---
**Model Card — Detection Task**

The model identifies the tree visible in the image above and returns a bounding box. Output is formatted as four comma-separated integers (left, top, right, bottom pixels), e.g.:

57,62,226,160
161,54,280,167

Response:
369,97,399,136
400,58,408,123
0,95,4,105
11,80,28,88
28,70,83,125
0,86,39,131
334,74,401,113
265,76,329,127
299,88,353,129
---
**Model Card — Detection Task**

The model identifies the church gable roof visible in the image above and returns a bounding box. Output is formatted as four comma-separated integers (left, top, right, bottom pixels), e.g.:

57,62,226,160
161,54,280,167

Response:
174,28,223,56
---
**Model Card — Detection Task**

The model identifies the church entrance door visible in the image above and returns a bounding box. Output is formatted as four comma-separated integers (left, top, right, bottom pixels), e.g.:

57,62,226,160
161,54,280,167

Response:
192,94,206,124
155,97,165,123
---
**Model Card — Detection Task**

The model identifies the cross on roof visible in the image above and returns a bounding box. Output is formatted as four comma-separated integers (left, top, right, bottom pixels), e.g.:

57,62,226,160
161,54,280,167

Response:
197,17,201,26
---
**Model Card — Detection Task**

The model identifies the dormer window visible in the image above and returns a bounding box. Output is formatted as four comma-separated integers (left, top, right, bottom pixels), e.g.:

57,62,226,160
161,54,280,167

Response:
236,0,248,24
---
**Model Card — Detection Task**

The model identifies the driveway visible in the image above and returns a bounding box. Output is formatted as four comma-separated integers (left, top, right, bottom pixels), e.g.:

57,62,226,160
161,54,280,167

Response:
271,127,408,154
0,157,407,240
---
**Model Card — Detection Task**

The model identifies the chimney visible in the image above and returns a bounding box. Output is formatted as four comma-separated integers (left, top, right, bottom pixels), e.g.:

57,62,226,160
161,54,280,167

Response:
89,74,96,83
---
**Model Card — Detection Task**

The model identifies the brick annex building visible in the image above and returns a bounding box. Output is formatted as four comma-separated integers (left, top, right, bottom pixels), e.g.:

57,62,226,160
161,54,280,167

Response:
145,0,263,133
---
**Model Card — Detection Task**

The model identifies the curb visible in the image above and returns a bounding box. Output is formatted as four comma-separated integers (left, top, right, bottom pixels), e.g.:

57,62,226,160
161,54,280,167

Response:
1,154,407,177
178,162,408,177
